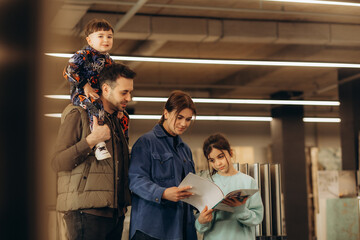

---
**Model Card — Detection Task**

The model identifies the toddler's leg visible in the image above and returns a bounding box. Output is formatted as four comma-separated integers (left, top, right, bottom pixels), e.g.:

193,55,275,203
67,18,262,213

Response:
92,101,111,161
74,95,111,161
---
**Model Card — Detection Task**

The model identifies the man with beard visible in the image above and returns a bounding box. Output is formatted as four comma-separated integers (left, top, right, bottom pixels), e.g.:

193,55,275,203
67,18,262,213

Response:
52,63,136,240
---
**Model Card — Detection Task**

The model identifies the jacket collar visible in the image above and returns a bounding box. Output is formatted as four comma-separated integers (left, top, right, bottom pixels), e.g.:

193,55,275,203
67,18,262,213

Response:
153,124,184,146
84,45,110,58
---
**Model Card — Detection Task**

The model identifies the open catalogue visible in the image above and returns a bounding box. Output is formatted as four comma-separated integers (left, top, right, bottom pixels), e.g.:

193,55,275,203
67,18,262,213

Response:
178,173,258,213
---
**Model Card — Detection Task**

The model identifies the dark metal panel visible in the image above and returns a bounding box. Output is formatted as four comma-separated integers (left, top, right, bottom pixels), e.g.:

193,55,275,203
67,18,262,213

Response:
270,104,309,240
338,69,360,171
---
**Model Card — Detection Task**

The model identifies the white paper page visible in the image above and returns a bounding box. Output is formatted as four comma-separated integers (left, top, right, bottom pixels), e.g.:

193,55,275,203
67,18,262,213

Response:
178,173,224,212
214,202,235,212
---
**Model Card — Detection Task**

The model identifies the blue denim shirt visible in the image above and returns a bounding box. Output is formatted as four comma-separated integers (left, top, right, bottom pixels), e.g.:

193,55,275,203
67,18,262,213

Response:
129,124,197,240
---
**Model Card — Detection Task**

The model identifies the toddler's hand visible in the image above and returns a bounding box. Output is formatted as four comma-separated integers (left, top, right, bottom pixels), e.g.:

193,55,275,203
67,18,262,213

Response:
84,83,99,100
198,206,214,224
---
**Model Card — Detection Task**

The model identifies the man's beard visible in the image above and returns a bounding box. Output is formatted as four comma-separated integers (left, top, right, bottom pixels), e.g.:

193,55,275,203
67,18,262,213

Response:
114,101,127,112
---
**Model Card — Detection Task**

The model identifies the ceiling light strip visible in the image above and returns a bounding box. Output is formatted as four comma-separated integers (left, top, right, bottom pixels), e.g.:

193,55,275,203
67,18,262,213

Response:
44,113,62,118
133,97,339,106
44,113,340,123
45,53,360,68
196,116,273,121
265,0,360,7
45,95,70,100
303,117,341,123
44,95,340,106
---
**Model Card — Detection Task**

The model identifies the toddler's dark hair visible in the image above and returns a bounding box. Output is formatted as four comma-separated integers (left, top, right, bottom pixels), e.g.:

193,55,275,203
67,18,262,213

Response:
84,18,114,36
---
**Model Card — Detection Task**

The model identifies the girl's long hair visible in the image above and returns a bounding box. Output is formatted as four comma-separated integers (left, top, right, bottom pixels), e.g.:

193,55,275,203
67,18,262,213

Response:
203,133,232,178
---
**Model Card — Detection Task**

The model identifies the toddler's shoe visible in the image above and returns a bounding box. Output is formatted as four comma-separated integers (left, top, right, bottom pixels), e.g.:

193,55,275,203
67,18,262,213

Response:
95,142,111,161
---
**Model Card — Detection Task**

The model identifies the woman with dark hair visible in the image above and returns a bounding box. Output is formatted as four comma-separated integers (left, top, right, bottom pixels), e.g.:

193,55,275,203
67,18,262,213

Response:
196,133,263,240
129,90,197,240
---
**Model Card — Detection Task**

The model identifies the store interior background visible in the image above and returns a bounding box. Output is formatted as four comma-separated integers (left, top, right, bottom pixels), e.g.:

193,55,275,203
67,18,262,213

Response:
1,0,360,240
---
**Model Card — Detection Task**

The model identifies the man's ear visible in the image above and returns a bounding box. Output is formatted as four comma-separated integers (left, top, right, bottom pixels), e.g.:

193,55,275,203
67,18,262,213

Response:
102,83,110,97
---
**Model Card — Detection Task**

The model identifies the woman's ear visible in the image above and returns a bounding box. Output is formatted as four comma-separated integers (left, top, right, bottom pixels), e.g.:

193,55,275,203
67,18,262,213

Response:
163,109,169,120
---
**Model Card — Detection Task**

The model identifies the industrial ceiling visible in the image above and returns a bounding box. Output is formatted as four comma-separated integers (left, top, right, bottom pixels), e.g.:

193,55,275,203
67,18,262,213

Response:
43,0,360,117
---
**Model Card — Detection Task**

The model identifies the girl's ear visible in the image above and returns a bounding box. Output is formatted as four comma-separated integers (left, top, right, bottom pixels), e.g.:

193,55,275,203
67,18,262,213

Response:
230,149,234,157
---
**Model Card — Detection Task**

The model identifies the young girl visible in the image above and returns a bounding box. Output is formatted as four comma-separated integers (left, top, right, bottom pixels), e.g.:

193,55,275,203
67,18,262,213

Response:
129,90,197,240
196,133,264,240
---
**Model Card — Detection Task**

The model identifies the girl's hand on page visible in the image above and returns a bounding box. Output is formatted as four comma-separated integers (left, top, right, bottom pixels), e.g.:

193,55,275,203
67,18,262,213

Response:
162,186,193,202
198,206,214,224
222,196,249,207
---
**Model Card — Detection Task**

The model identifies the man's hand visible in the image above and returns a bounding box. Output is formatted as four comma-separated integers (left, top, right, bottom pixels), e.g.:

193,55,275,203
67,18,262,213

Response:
84,83,100,100
162,186,193,202
86,116,111,149
198,206,214,224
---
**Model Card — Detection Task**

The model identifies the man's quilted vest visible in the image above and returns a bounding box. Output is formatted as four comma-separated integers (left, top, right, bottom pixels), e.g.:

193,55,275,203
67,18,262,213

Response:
56,104,116,212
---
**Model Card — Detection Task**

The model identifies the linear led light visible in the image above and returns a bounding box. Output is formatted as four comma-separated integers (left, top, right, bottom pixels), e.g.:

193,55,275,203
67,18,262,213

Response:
44,95,340,106
45,53,360,68
303,117,341,123
45,95,70,100
130,115,161,120
132,97,339,106
196,116,273,121
265,0,360,7
44,113,62,118
44,113,340,123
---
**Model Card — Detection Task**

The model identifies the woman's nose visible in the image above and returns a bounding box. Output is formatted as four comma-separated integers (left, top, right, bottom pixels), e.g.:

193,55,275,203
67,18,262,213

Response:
179,119,186,126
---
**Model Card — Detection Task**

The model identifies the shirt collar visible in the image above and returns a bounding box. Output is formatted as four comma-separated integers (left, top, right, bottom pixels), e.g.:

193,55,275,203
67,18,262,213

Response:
84,45,109,57
153,124,184,146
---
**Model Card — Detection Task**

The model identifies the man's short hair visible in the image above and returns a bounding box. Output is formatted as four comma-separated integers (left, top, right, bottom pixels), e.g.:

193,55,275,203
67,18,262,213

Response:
99,63,136,89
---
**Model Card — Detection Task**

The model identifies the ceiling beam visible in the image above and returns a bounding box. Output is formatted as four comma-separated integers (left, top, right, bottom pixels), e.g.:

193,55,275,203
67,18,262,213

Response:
127,40,167,69
64,1,360,22
51,3,91,35
209,45,327,97
113,0,148,32
64,12,360,46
